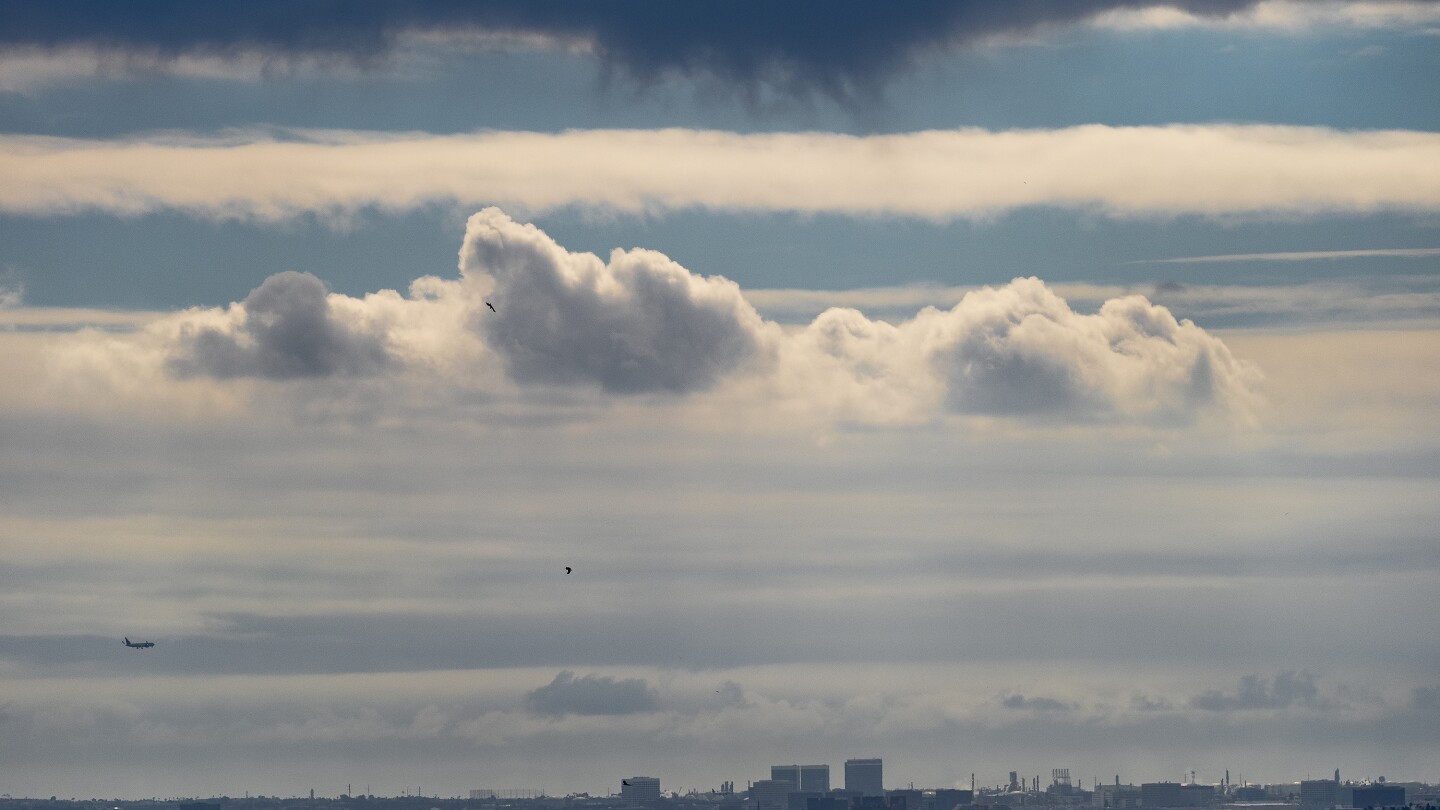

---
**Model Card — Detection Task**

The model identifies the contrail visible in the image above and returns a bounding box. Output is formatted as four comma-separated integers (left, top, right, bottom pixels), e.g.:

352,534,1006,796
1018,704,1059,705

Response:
1129,247,1440,264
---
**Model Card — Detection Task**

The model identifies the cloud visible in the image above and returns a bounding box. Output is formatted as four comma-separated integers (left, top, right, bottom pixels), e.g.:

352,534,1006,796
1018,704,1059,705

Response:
785,278,1260,424
0,279,21,310
1131,693,1175,711
0,1,1282,99
166,271,392,379
1001,693,1072,711
5,126,1440,222
1130,247,1440,263
460,207,771,394
1189,670,1321,710
525,671,657,716
39,209,1256,427
1093,0,1440,33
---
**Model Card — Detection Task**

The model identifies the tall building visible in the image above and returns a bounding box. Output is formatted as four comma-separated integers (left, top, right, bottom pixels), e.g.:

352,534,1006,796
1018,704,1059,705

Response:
845,759,883,796
775,768,803,790
801,766,831,793
772,765,830,793
623,777,662,803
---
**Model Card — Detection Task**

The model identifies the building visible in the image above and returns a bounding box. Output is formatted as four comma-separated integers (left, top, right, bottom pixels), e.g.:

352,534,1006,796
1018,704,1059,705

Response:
1346,786,1405,808
845,760,884,796
771,766,831,794
1093,785,1140,810
931,789,974,810
775,769,804,790
803,766,832,794
1300,781,1339,810
623,778,662,803
1141,784,1183,808
1178,785,1214,807
888,790,923,810
752,780,794,810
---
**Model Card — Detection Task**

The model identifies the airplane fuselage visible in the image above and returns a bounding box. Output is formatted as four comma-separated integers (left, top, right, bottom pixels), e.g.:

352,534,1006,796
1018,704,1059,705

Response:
123,637,155,649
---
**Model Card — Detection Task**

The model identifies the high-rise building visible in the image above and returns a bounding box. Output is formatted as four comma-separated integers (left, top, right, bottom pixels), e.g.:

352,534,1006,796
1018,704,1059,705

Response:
622,777,662,803
801,766,831,793
845,759,883,796
772,765,830,793
774,767,803,789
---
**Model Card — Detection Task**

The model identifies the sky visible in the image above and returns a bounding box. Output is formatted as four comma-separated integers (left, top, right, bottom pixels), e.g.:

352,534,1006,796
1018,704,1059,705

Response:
1,0,1439,800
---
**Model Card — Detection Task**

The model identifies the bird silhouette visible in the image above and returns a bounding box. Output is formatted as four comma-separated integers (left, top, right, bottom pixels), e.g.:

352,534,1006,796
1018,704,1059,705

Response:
485,301,497,313
565,566,572,574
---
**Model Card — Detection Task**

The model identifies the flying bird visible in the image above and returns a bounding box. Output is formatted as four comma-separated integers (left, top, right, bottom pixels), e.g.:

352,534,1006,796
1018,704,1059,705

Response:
485,301,497,312
565,566,572,574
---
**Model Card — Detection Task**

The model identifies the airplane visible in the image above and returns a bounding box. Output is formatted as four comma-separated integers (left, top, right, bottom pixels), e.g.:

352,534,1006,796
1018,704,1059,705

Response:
122,637,155,649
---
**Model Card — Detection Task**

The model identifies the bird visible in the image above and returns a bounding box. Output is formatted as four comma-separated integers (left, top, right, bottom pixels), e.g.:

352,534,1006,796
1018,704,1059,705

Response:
485,301,496,312
565,566,572,574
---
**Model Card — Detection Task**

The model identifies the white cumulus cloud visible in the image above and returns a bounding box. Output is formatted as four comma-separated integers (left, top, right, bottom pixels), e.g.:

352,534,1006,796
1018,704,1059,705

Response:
460,207,774,395
43,209,1258,428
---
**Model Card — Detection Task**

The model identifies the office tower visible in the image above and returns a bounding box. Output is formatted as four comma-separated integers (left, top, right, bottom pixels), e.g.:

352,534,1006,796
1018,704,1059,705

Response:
801,766,830,793
774,767,803,789
845,759,883,796
774,764,831,793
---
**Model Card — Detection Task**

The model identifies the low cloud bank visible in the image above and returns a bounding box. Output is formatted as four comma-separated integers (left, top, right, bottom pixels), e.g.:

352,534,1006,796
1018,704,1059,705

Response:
525,671,658,716
1190,671,1321,711
80,208,1260,427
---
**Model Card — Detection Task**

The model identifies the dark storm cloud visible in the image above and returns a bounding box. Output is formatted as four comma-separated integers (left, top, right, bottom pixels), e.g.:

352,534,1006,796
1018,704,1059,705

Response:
0,1,1268,98
168,271,391,379
525,671,657,716
1189,671,1321,711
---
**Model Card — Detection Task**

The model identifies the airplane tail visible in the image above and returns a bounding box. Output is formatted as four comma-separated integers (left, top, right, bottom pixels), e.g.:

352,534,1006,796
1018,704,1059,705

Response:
124,637,130,645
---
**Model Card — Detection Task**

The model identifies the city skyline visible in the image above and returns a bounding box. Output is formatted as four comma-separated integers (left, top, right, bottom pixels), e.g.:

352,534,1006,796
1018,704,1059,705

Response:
2,0,1438,800
2,766,1433,803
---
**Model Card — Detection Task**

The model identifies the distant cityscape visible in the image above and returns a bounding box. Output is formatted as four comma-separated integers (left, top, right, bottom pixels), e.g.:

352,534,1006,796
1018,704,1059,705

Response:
4,760,1436,810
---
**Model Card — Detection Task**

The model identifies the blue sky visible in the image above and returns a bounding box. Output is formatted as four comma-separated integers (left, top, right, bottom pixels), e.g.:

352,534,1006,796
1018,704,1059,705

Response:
1,1,1439,799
